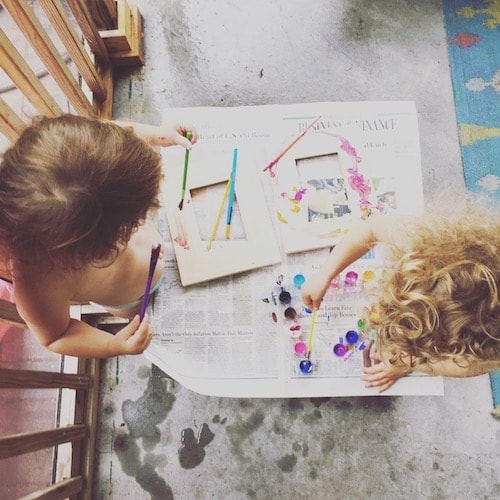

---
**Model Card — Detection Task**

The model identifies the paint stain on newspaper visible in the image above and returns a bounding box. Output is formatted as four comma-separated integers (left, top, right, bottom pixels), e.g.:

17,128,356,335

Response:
178,423,215,469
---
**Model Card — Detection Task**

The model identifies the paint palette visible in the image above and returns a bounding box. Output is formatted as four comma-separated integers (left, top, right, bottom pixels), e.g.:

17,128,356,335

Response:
263,267,379,378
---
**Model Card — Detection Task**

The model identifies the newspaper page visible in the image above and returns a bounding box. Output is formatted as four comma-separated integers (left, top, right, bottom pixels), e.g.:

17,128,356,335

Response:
146,102,444,397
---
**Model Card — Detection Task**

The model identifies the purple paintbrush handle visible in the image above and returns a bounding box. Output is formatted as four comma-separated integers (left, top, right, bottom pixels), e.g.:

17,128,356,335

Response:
139,243,162,320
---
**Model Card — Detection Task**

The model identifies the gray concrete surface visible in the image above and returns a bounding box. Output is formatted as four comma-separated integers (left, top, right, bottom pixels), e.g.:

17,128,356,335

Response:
95,1,499,499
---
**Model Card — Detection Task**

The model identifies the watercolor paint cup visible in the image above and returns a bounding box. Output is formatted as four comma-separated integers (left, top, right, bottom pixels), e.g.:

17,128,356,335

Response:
289,325,302,339
279,290,291,305
369,306,380,320
357,341,368,351
284,306,297,320
294,341,307,357
362,269,376,282
299,359,313,374
344,270,359,286
333,343,347,357
345,330,359,344
293,274,305,288
357,318,367,331
329,275,340,288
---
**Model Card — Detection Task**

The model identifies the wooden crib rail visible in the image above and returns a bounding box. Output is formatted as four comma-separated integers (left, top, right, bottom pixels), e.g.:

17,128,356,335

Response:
0,0,143,143
0,2,144,496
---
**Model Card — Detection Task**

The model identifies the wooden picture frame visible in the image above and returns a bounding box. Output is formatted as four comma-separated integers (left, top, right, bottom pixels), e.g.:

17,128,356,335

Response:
161,145,281,286
271,133,360,254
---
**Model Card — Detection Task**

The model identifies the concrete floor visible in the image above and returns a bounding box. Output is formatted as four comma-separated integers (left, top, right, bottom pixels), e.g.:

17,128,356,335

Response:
95,1,499,499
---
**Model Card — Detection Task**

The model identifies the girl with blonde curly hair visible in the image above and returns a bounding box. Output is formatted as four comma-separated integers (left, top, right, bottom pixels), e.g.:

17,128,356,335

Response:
301,199,500,392
0,114,197,358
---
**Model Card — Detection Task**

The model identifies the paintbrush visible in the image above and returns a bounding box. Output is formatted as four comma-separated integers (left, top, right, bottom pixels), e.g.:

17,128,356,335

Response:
263,116,321,173
178,131,193,210
207,178,231,251
305,309,318,359
139,243,162,320
225,148,238,239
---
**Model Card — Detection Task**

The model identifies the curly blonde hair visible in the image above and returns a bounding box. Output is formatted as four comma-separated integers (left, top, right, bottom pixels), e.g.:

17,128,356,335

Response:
365,199,500,371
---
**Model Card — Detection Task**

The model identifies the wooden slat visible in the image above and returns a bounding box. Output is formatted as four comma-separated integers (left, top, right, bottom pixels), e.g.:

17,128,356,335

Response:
0,98,25,142
0,424,87,459
0,28,62,117
94,60,113,118
19,476,83,500
0,4,113,499
38,0,107,102
2,0,95,117
65,0,110,63
0,368,90,390
103,4,144,67
100,0,132,52
87,0,117,29
0,296,25,326
71,358,100,499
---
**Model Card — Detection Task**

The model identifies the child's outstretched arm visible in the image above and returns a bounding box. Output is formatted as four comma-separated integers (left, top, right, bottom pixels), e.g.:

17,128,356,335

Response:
47,315,153,358
13,276,153,358
362,352,500,393
113,120,198,149
301,215,409,310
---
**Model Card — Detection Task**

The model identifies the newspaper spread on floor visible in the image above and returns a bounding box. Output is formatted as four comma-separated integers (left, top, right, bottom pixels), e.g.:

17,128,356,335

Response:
145,102,444,397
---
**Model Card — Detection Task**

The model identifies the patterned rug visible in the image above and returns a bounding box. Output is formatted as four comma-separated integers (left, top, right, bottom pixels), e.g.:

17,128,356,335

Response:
442,0,499,416
443,0,499,197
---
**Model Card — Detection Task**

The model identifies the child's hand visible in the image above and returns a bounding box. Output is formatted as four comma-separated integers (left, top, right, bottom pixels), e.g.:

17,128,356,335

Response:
108,314,153,356
152,122,198,149
114,120,198,148
301,271,331,310
361,352,411,393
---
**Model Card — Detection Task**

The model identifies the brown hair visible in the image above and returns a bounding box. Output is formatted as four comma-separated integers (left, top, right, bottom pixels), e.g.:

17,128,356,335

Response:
0,114,162,271
364,200,500,370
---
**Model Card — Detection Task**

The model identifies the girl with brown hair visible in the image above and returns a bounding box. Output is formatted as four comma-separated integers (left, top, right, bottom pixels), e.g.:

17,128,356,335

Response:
0,114,197,358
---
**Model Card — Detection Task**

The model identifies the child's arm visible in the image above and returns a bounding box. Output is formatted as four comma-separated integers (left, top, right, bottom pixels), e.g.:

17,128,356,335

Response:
47,315,153,358
410,359,500,377
113,120,198,149
13,277,152,358
301,215,410,310
362,352,500,393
